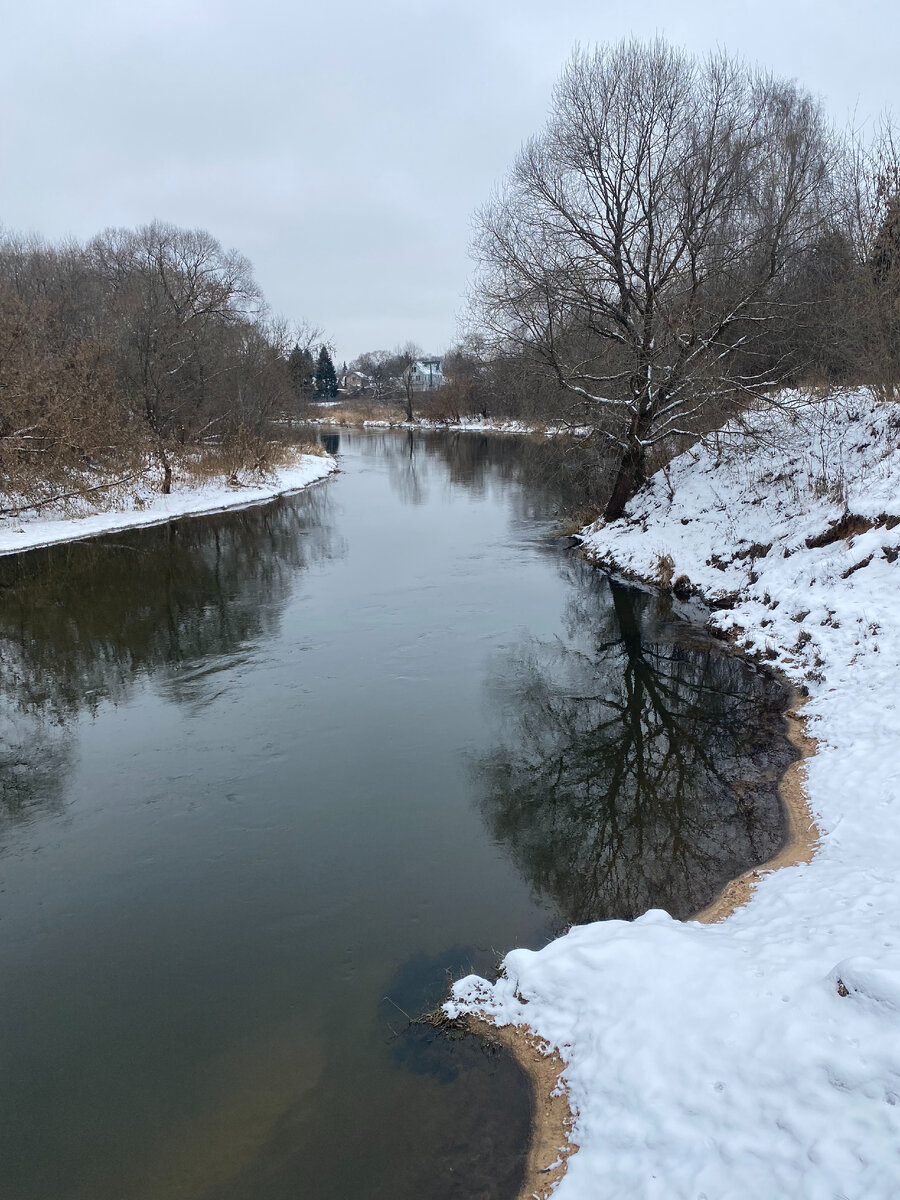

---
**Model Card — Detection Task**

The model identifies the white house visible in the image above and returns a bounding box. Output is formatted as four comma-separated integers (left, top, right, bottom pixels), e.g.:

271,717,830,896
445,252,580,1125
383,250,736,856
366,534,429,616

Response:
410,357,444,391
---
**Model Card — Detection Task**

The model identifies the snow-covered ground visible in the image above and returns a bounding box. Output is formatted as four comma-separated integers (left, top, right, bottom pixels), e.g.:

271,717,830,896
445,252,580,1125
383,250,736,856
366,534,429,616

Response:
448,390,900,1198
305,412,592,437
304,412,540,433
0,453,336,557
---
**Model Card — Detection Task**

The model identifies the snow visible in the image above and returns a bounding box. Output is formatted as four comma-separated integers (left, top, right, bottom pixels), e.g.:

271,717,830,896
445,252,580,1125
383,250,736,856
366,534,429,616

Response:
0,453,336,557
447,390,900,1198
305,414,592,437
302,414,543,433
427,417,539,434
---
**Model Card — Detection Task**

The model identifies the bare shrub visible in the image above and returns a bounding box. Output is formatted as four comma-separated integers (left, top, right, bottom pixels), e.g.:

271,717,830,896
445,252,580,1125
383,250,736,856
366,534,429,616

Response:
831,120,900,400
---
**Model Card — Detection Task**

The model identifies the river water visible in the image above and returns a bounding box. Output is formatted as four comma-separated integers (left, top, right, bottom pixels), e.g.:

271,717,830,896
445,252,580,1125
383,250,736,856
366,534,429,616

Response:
0,430,794,1200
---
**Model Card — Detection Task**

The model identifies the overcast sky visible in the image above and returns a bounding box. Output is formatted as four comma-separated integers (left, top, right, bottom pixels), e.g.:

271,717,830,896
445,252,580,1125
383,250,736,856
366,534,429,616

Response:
1,1,897,363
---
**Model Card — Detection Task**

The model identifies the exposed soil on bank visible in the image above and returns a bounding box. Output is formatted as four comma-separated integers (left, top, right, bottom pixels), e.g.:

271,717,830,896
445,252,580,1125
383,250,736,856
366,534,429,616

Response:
693,702,820,924
464,1017,575,1200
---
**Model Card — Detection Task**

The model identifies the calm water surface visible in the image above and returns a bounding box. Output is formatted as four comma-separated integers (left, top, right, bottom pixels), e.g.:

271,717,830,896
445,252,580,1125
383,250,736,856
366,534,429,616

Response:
0,431,794,1199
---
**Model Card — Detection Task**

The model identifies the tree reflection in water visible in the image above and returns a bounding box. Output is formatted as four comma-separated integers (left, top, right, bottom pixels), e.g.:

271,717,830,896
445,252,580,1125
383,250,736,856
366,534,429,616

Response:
0,489,339,831
388,431,427,506
356,427,615,524
475,562,796,922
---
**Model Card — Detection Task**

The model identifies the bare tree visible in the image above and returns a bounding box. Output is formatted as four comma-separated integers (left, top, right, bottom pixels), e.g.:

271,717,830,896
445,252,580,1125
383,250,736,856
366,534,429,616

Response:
832,118,900,399
349,350,392,398
90,221,262,490
441,337,489,420
0,220,324,506
473,39,837,518
0,234,135,506
383,341,422,422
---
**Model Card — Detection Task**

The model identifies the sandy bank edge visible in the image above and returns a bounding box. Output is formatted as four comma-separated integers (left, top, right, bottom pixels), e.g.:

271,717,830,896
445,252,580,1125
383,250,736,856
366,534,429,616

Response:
464,1016,575,1199
693,702,820,924
477,696,820,1200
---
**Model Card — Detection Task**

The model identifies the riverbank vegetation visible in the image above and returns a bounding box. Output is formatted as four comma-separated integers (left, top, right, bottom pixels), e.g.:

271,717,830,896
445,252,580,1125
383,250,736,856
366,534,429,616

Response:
0,221,329,512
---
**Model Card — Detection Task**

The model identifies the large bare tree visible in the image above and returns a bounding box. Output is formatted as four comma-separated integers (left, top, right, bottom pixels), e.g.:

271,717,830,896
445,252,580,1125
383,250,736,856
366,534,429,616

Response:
473,40,838,517
89,222,262,489
383,341,422,422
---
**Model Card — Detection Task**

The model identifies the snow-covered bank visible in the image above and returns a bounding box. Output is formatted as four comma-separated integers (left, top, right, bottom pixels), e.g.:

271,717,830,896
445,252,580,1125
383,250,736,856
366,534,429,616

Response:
303,412,592,437
448,391,900,1198
0,453,336,557
365,416,543,434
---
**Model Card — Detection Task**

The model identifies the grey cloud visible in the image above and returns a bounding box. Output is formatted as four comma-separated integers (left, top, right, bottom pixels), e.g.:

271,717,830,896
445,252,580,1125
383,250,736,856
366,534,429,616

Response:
1,0,897,361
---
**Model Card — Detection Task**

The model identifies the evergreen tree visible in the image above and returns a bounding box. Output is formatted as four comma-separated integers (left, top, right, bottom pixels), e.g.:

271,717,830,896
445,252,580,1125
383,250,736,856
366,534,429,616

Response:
314,346,338,398
287,344,315,396
287,343,305,394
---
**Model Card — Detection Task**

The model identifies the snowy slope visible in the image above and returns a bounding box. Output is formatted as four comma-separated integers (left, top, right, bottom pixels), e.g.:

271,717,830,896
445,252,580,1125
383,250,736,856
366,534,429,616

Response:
448,391,900,1198
0,453,336,557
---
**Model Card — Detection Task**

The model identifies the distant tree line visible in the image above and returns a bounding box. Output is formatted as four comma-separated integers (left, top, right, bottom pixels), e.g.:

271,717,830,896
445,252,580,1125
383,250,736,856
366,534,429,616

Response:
345,343,423,421
0,220,330,507
344,340,552,425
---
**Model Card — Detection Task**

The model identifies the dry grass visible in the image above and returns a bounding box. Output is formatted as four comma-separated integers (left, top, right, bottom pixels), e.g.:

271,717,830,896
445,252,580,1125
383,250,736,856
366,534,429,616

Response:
177,436,326,488
416,1007,469,1032
301,399,408,426
555,506,604,537
654,552,676,588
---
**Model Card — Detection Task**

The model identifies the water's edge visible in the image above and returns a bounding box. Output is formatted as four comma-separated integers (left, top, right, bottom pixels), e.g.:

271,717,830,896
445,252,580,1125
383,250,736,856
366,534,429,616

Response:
475,553,822,1200
0,454,336,558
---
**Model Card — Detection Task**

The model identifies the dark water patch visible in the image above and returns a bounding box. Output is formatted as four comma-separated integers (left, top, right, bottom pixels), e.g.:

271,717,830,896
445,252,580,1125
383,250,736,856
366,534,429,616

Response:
474,562,794,922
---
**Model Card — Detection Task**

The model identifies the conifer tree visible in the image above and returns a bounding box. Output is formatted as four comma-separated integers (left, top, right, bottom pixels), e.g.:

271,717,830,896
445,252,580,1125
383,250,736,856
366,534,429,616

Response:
287,343,315,396
287,344,302,394
314,346,338,398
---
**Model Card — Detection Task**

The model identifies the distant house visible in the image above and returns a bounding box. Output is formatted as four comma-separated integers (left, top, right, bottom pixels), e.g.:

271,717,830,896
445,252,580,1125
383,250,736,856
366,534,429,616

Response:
341,370,370,393
410,357,444,391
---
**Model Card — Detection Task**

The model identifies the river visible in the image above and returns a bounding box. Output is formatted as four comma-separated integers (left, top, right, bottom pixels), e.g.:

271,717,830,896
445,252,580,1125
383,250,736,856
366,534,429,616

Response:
0,429,795,1199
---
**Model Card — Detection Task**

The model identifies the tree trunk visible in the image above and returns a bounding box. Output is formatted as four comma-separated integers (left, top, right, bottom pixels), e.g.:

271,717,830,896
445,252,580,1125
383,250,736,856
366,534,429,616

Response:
157,442,172,495
603,443,646,521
